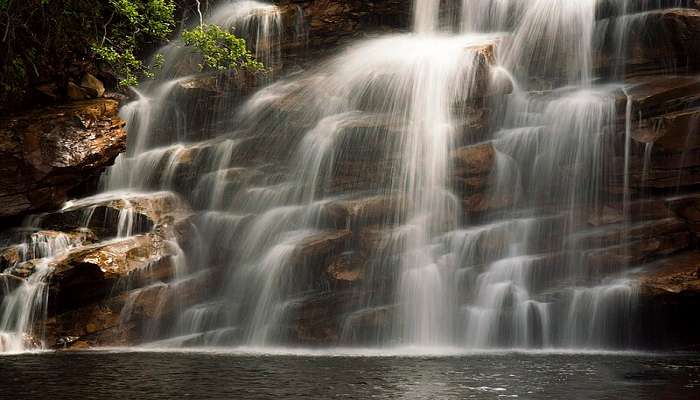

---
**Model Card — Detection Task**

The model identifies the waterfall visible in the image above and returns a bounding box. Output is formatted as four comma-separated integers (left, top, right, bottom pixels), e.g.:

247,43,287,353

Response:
5,0,687,352
0,231,87,352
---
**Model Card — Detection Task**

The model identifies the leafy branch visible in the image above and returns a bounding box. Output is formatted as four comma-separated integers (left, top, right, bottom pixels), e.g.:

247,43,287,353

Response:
181,24,263,73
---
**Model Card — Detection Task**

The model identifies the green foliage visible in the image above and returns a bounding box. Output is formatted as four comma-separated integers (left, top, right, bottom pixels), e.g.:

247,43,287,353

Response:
110,0,175,40
151,53,166,71
0,0,265,110
181,24,264,73
0,0,177,105
93,0,176,86
91,45,142,87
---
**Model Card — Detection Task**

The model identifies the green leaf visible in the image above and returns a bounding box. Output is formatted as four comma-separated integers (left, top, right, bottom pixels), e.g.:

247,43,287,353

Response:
181,24,264,73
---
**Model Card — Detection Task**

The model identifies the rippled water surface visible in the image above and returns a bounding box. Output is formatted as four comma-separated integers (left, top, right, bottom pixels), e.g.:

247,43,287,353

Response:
1,351,699,399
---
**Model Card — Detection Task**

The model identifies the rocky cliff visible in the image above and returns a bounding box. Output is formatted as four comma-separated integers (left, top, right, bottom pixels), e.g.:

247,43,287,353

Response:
0,98,126,221
2,0,700,351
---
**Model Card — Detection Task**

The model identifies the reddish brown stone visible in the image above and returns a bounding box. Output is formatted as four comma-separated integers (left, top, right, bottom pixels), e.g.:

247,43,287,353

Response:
0,99,126,219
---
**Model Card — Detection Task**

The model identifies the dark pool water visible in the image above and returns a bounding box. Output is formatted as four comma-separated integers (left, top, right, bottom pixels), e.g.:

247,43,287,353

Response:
0,350,699,399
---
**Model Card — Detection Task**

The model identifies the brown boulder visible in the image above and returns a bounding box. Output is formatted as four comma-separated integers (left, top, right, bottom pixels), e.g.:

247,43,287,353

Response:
597,8,700,75
45,271,212,348
278,0,410,51
635,250,700,349
585,231,690,273
48,234,179,312
339,305,397,345
633,107,700,151
79,74,105,98
39,191,190,240
65,82,87,100
294,229,352,265
587,199,674,226
0,229,96,271
639,251,700,297
325,252,368,287
287,290,366,345
358,225,408,256
576,217,688,249
463,191,516,214
453,142,496,177
625,75,700,117
322,195,407,227
0,99,126,219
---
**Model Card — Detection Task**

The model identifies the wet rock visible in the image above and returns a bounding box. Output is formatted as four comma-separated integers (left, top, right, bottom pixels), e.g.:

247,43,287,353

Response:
295,230,352,265
45,271,212,348
340,305,397,345
629,163,700,189
597,1,700,19
357,225,408,256
0,274,24,295
325,252,368,287
39,191,190,240
635,251,700,349
175,72,260,98
174,75,223,99
8,259,47,279
585,231,690,273
172,72,260,135
463,191,517,214
597,8,700,76
329,159,396,193
576,217,688,249
453,142,496,177
286,290,365,345
587,200,675,226
322,195,407,228
278,0,410,52
653,8,700,69
639,251,700,297
452,143,516,214
0,247,22,270
466,43,506,100
625,75,700,117
633,107,700,151
667,193,700,238
452,107,492,146
0,99,126,219
48,233,179,312
79,74,105,98
0,229,96,271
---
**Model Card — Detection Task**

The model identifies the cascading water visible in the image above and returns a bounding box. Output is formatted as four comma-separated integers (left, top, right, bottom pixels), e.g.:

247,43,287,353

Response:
0,231,89,352
4,0,692,352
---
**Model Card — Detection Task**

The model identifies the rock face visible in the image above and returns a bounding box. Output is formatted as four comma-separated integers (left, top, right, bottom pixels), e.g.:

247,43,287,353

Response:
44,271,211,349
5,0,700,351
640,252,700,297
0,99,126,219
636,252,700,349
277,0,411,49
79,74,106,98
48,234,179,313
0,191,192,349
597,8,700,75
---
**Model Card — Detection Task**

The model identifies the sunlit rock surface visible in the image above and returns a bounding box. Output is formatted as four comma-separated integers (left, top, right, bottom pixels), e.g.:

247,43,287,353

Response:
0,99,126,219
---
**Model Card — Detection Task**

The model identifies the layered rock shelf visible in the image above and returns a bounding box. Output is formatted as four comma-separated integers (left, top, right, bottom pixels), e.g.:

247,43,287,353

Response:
2,0,700,352
0,99,126,220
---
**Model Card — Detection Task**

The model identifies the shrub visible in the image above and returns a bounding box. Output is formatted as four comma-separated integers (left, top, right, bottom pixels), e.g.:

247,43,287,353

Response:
181,24,263,73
